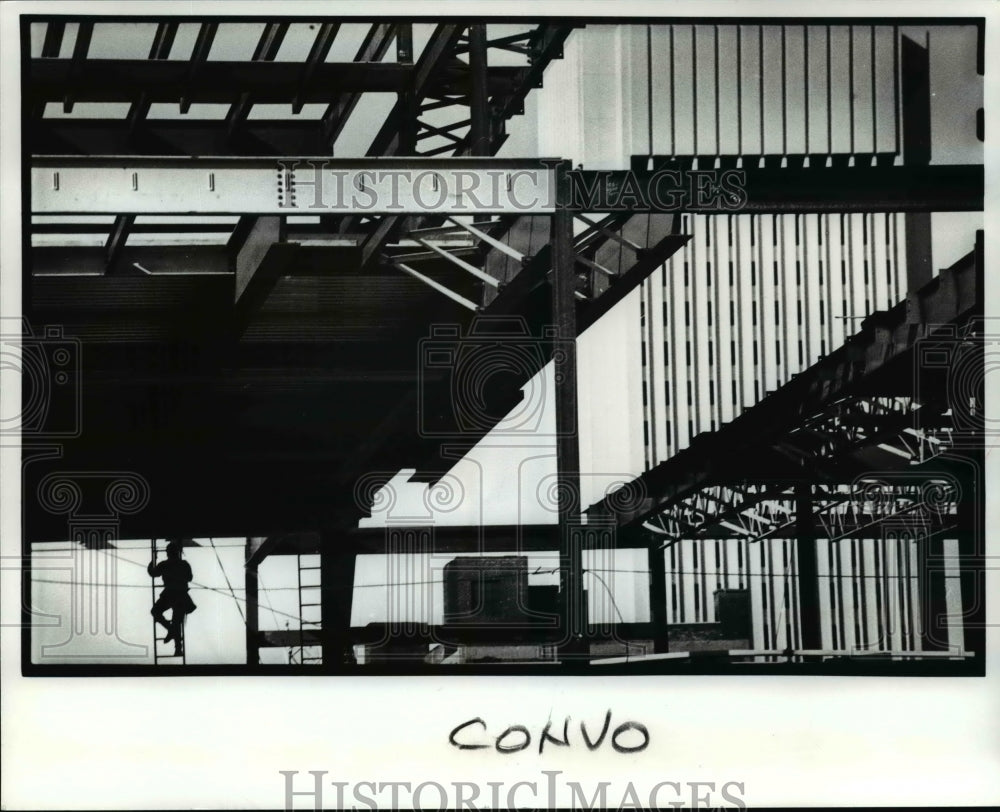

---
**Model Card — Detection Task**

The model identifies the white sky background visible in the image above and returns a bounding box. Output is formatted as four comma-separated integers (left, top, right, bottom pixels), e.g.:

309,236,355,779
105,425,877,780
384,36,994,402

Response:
31,541,249,665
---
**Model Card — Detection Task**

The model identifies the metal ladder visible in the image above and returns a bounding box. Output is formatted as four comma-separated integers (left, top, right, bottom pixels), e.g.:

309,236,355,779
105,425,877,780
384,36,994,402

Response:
150,538,187,666
296,553,322,665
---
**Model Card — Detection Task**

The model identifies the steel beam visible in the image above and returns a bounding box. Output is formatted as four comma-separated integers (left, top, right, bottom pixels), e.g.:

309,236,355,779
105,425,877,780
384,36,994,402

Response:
388,212,688,483
588,245,981,529
551,171,585,659
245,533,325,570
445,216,527,262
957,453,984,658
343,23,570,267
468,24,490,157
31,156,557,216
231,216,293,335
920,533,950,652
648,542,669,653
349,25,466,267
30,59,413,104
104,214,134,275
292,22,340,114
61,21,94,114
901,35,932,167
258,629,322,649
226,23,289,138
321,23,397,147
389,259,480,312
179,23,218,114
40,21,65,58
30,235,487,278
224,24,292,254
351,621,659,648
320,541,357,671
149,20,178,59
125,23,179,148
32,120,334,156
233,216,281,299
900,34,934,291
413,238,499,287
366,25,466,158
245,537,260,665
568,165,983,214
396,24,414,64
796,484,822,652
486,26,575,153
574,212,646,253
577,232,690,332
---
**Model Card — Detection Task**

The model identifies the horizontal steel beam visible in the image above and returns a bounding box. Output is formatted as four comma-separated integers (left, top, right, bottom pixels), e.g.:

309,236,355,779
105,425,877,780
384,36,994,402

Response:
30,239,484,279
390,259,479,312
242,527,676,568
569,165,983,213
594,648,975,665
320,23,395,145
351,622,657,647
258,629,322,649
413,238,499,288
31,119,334,156
578,234,689,333
30,60,413,103
30,57,530,109
32,157,558,215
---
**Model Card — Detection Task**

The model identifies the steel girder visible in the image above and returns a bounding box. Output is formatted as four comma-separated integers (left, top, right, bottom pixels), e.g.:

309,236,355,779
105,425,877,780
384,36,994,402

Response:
588,239,982,531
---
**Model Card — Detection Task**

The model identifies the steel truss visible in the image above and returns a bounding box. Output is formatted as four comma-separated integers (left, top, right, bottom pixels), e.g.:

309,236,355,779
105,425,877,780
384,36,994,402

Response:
639,391,963,544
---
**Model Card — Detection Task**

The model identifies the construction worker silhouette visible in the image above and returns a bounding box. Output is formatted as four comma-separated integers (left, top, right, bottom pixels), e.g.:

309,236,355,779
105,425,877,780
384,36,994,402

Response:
148,540,196,656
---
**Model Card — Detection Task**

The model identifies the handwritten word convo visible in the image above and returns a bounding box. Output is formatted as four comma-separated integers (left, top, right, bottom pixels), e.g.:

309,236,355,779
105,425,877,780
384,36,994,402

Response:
449,711,649,754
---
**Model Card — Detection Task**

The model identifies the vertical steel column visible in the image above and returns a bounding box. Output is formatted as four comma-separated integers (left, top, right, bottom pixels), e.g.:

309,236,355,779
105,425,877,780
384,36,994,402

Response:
396,23,413,63
962,232,986,659
957,454,983,659
902,32,944,653
795,484,822,652
245,537,259,666
397,25,418,156
105,214,135,275
320,535,357,671
398,96,418,155
919,533,949,652
397,25,417,154
469,25,490,156
552,163,584,660
900,34,932,291
648,542,669,653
